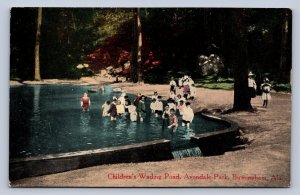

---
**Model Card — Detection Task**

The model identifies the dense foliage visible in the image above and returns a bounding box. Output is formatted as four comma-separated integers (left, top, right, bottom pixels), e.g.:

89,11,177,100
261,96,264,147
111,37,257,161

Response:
10,8,291,84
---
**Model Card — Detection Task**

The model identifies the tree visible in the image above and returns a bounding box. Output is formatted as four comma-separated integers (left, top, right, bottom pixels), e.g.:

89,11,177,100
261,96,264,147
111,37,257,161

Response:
130,8,143,83
34,7,42,81
279,9,290,82
231,9,253,111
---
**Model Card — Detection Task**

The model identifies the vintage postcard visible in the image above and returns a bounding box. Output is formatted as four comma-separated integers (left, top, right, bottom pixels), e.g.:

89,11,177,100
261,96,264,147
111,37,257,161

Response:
9,8,291,187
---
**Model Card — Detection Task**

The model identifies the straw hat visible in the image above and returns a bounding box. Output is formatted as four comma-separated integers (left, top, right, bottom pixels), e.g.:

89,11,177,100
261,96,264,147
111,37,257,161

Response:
248,71,255,77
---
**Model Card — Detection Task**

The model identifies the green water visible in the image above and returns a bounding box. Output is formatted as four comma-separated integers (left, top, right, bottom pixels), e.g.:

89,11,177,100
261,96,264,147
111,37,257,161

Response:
10,84,227,158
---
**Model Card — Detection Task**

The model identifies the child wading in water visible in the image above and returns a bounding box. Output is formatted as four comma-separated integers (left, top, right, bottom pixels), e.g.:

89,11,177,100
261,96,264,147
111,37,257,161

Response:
116,100,125,116
128,104,138,122
261,78,272,108
137,96,146,122
168,108,178,132
182,102,194,129
167,98,176,111
162,105,170,128
80,92,91,111
101,101,110,117
154,96,164,117
150,98,156,113
107,98,118,121
177,100,186,116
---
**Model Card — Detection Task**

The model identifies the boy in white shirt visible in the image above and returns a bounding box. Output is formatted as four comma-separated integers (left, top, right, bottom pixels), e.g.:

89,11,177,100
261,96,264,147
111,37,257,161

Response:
154,96,164,117
150,98,156,113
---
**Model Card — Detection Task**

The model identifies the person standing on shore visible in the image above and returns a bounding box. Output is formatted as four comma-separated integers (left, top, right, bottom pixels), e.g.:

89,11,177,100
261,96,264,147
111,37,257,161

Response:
80,92,91,112
178,77,183,89
151,91,158,100
261,78,272,108
189,84,196,100
248,72,257,109
169,77,177,94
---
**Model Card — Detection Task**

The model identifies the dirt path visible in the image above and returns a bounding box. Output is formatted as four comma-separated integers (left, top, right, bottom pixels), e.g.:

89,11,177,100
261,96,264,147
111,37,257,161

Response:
11,83,291,187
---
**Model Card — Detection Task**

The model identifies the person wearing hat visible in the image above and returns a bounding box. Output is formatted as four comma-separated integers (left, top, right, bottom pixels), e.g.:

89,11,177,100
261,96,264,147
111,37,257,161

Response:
151,91,159,100
248,71,257,98
261,78,272,108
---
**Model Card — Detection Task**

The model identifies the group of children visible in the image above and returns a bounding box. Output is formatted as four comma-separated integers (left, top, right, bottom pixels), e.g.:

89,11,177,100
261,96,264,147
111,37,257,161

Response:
98,90,195,132
101,92,146,122
170,75,196,100
78,87,192,133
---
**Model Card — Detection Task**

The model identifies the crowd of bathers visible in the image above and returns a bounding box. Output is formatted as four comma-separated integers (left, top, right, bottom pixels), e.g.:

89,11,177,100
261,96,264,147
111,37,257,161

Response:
80,75,196,131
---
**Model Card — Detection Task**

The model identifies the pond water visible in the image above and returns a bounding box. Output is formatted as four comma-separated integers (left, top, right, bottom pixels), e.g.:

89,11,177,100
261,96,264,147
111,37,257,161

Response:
10,84,227,159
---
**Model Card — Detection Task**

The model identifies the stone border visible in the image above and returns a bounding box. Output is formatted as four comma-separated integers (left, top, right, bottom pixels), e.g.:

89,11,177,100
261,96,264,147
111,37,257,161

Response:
9,139,173,181
192,113,239,139
9,113,239,181
191,113,240,156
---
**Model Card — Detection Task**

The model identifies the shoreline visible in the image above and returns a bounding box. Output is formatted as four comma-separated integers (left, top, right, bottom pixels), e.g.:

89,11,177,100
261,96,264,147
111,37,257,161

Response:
10,80,291,187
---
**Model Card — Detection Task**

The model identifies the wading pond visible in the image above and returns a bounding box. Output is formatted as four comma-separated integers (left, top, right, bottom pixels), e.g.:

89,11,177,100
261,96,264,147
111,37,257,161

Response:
10,85,227,159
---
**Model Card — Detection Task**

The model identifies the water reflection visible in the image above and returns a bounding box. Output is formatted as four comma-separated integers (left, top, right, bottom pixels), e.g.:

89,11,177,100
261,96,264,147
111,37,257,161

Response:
80,111,91,133
32,85,41,123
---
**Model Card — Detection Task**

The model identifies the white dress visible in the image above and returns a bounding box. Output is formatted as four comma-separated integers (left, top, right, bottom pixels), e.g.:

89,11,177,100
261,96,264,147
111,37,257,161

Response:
248,78,257,90
150,102,156,112
101,103,110,117
154,101,163,111
128,105,137,121
182,107,194,122
261,83,271,100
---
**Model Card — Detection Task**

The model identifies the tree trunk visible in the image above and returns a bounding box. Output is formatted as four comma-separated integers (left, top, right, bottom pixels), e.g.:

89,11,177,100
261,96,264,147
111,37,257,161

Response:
232,10,252,111
34,7,42,81
130,8,143,83
279,10,289,82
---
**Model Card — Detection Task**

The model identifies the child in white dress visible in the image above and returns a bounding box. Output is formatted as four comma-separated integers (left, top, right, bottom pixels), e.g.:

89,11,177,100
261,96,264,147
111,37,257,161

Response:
261,78,272,108
182,102,194,129
101,101,111,117
128,105,138,122
154,96,164,117
150,98,156,113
